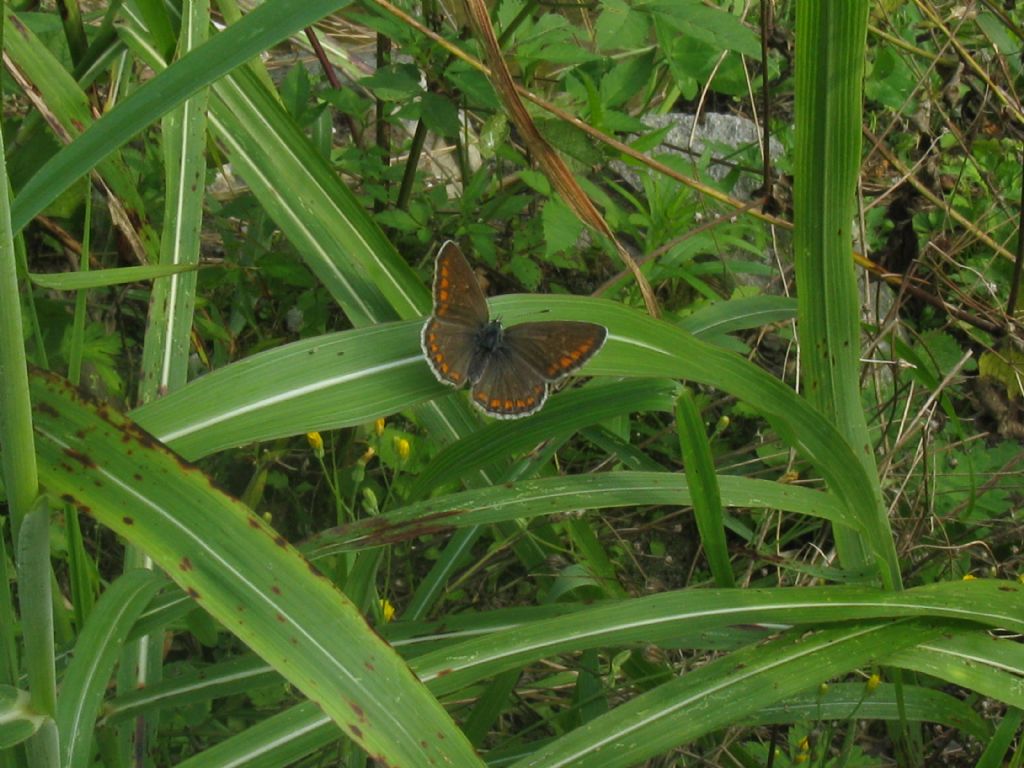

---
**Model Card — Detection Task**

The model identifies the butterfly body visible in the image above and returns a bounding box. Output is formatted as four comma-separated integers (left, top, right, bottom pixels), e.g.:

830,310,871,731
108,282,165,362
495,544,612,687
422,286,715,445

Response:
421,241,607,419
468,321,504,383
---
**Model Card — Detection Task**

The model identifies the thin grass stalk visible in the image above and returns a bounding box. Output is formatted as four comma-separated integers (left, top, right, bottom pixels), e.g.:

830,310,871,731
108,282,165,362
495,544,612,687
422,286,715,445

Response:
65,187,97,628
0,11,47,762
125,2,210,761
17,498,60,764
793,2,900,588
55,0,88,65
0,129,36,552
138,0,209,402
0,513,17,768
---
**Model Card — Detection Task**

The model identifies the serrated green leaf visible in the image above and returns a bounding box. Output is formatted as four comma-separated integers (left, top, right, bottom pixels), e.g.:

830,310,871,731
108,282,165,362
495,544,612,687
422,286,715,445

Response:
421,91,461,136
542,196,583,255
359,63,423,101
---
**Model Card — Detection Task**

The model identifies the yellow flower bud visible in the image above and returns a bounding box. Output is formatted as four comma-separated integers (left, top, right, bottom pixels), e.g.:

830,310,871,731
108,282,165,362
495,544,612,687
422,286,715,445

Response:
306,432,324,458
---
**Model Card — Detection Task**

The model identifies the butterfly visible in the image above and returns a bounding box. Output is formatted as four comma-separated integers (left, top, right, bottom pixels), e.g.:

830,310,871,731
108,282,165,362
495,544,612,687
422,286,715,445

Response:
421,241,607,419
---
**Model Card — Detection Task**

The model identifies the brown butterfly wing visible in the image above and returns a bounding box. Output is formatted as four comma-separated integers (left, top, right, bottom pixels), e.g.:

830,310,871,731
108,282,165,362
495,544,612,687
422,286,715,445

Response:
421,241,490,387
421,317,478,387
429,241,489,326
500,322,607,381
469,350,549,418
468,321,606,419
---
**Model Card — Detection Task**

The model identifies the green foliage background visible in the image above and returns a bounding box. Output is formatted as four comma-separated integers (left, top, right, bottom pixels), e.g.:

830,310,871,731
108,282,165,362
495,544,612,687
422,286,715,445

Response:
1,1,1022,766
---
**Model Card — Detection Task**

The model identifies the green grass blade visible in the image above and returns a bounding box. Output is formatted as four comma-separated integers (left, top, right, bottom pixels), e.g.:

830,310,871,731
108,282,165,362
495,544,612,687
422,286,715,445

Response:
0,86,37,544
173,702,334,767
16,498,60,764
675,388,733,587
411,581,1024,697
409,379,679,498
884,628,1024,708
794,2,896,583
31,370,483,767
131,322,439,459
975,707,1023,768
303,471,855,559
138,0,210,402
57,569,165,768
102,655,276,725
28,263,200,290
0,685,47,749
754,683,990,740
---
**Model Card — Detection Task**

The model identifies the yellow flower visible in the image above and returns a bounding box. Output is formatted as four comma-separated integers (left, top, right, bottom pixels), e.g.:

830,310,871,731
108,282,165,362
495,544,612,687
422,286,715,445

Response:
375,417,386,435
962,574,976,581
306,432,324,458
395,437,410,462
793,734,811,764
866,673,881,692
379,598,396,623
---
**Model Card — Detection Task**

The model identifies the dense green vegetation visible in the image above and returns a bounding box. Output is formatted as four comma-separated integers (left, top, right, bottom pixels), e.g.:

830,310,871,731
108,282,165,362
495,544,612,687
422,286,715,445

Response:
1,1,1023,766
